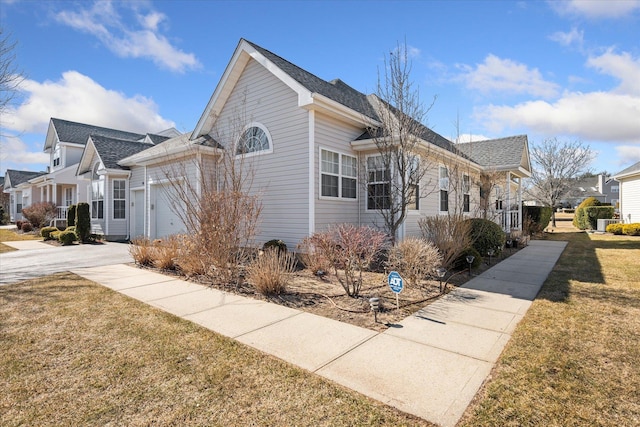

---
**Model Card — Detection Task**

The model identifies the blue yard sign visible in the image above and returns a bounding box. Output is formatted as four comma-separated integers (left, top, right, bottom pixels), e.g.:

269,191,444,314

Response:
388,271,404,294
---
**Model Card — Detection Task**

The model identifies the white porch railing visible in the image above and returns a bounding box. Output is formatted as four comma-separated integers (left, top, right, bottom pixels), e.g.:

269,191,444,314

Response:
500,210,520,232
56,206,68,220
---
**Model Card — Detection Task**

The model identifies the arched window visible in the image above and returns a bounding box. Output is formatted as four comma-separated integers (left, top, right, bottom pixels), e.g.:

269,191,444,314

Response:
236,123,272,156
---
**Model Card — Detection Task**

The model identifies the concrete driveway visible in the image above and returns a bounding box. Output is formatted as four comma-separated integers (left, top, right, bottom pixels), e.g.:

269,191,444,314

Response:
0,241,133,285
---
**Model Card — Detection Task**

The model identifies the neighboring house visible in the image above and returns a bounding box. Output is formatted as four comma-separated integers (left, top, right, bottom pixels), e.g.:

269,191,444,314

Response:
560,174,620,208
613,161,640,223
0,176,10,222
3,169,47,222
118,39,531,248
2,118,180,234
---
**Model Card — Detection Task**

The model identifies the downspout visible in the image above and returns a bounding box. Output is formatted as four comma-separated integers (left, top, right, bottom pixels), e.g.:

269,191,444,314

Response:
308,110,315,236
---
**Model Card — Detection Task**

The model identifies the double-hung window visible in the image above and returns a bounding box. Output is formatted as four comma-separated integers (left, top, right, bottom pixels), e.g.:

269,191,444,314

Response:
462,174,470,213
91,164,104,219
367,155,390,210
407,156,419,211
439,166,449,212
113,180,126,219
320,149,357,199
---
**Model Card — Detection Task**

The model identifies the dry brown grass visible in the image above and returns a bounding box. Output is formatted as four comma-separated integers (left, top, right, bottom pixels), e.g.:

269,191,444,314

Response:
0,228,42,253
460,227,640,426
0,273,431,426
246,248,297,295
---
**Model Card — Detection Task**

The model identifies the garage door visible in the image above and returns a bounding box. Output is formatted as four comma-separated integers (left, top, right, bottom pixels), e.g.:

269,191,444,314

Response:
154,185,185,239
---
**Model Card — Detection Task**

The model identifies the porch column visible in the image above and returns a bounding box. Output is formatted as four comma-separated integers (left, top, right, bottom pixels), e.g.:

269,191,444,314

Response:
40,186,44,203
52,184,57,206
518,177,523,231
505,171,511,232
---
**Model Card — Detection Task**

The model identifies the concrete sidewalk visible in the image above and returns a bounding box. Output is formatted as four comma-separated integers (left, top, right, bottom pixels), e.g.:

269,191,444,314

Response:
72,239,567,427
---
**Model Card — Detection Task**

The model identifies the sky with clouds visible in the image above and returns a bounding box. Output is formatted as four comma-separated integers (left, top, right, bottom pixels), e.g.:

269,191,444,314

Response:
1,0,639,176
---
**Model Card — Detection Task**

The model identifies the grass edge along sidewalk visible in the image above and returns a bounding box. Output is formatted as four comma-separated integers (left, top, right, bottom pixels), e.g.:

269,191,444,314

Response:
459,230,640,427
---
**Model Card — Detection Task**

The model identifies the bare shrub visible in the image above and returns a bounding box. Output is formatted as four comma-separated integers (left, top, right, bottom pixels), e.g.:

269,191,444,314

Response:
153,235,180,270
129,237,154,267
246,249,296,295
386,237,442,289
21,202,57,229
419,215,472,269
174,234,208,277
296,236,331,275
307,224,387,297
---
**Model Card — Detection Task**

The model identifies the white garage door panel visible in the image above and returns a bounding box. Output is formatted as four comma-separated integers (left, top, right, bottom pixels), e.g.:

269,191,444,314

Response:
154,185,186,239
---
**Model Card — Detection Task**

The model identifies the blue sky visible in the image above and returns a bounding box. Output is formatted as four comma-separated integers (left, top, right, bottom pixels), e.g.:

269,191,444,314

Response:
1,0,639,176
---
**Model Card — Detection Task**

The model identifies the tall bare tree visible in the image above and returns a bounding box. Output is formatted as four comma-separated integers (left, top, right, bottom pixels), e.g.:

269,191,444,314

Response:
528,138,594,227
0,29,24,116
366,40,436,244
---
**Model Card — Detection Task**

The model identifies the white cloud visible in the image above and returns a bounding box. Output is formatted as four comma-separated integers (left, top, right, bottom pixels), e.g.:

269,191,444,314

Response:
474,50,640,144
55,1,200,73
453,133,490,144
475,91,640,142
615,145,640,166
550,0,640,19
549,27,584,47
0,135,49,166
459,54,560,98
3,71,175,134
587,49,640,95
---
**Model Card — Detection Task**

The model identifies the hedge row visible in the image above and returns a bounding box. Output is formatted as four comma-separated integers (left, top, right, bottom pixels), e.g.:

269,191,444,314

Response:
605,223,640,236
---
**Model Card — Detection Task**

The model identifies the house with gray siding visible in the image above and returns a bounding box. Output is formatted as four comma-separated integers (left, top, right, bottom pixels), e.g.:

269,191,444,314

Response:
613,161,640,223
119,39,531,249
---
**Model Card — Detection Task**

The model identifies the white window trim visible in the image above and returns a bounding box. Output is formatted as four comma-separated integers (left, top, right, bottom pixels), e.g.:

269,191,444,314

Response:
112,179,127,221
365,154,391,212
439,165,449,214
318,147,358,202
235,122,273,158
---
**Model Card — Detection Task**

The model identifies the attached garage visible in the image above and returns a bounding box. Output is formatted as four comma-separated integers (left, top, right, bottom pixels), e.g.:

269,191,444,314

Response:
152,184,186,239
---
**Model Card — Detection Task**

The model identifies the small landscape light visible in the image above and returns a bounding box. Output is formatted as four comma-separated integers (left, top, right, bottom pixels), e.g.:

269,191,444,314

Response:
487,248,495,265
466,255,475,277
436,267,447,293
369,297,380,323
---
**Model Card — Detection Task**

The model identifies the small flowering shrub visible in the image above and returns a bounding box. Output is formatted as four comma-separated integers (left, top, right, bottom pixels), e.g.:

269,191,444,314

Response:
306,224,387,297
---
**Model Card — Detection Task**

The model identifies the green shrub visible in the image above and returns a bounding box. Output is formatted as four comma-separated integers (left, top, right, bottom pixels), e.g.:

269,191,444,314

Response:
51,230,61,240
454,246,482,270
263,239,287,254
67,204,76,227
58,230,77,245
606,223,624,235
573,197,602,229
523,205,553,232
623,223,640,236
467,218,505,257
0,205,6,225
579,206,615,230
41,226,59,240
75,203,91,243
21,222,33,232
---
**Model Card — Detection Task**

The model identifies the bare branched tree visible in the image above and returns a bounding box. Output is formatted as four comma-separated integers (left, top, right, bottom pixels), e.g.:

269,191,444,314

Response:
366,40,437,244
527,138,594,227
0,29,24,116
159,100,263,285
